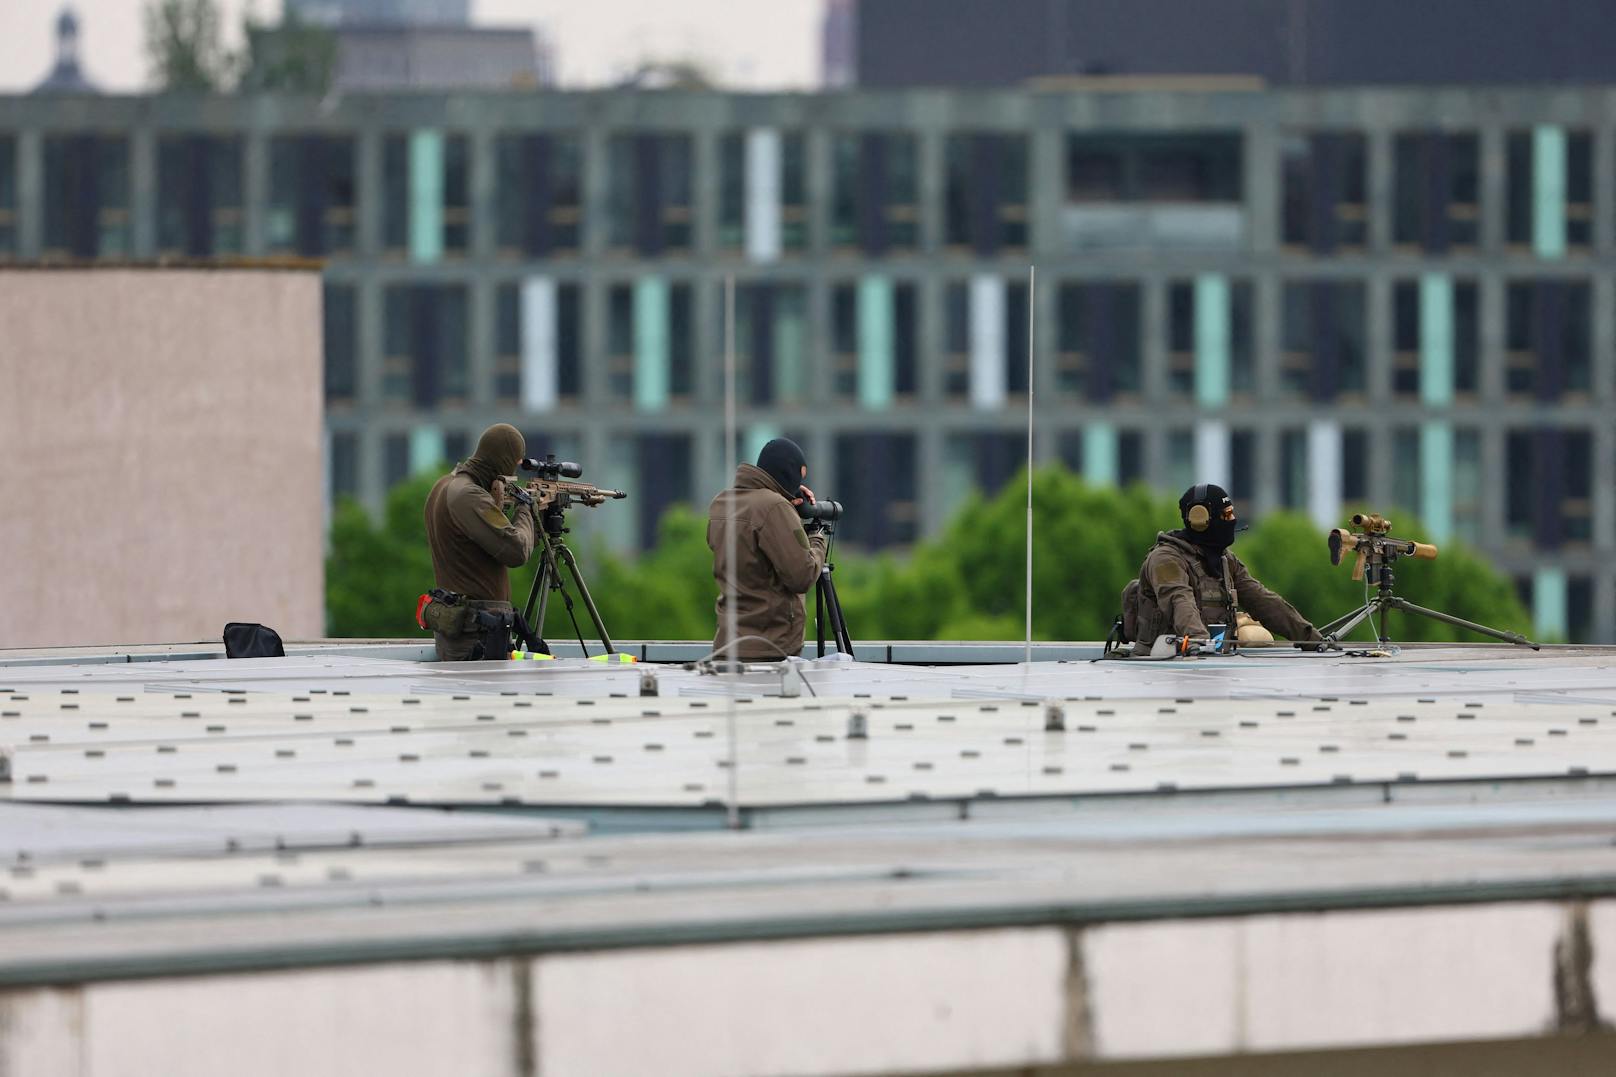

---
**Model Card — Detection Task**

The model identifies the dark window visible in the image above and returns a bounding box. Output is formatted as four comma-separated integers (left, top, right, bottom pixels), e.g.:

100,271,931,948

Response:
1507,130,1592,251
1393,132,1479,252
1505,280,1591,400
157,136,244,257
1065,133,1242,202
604,282,696,405
1230,429,1257,503
1505,429,1592,549
829,281,917,403
942,279,1029,400
718,131,808,254
831,132,919,254
1281,133,1367,253
323,282,357,404
607,133,693,255
381,133,470,258
635,434,693,549
0,135,15,256
42,135,130,258
1166,279,1254,400
383,434,410,489
944,133,1029,254
833,433,917,549
381,285,469,407
267,136,355,257
726,283,810,405
496,133,582,257
1056,282,1142,400
1568,576,1594,644
1341,428,1368,503
493,282,583,408
1281,282,1367,401
1392,279,1478,400
330,432,359,500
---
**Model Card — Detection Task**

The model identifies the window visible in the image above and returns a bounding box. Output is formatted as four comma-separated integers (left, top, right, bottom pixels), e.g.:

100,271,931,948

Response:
724,283,810,405
330,432,359,501
1281,282,1367,401
1065,133,1242,203
604,281,696,406
156,136,244,257
1166,279,1254,400
495,133,582,258
382,285,469,408
1055,429,1145,486
0,136,17,257
718,130,808,256
635,435,694,549
1056,282,1142,401
1507,129,1592,253
267,136,356,257
829,281,918,404
1281,133,1367,253
833,433,918,548
941,279,1029,401
607,133,693,255
1391,279,1479,400
324,283,357,404
831,132,919,254
1340,428,1368,504
382,133,469,259
1392,132,1479,253
1453,427,1482,543
1506,429,1593,547
43,135,130,258
944,133,1029,254
1505,280,1591,400
494,281,583,408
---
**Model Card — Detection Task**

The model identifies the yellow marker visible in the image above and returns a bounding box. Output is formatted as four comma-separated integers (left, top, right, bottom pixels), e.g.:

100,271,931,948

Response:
588,652,638,664
509,650,556,661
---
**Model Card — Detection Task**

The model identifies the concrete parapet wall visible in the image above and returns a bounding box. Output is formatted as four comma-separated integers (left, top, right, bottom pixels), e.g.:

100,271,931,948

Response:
0,268,324,648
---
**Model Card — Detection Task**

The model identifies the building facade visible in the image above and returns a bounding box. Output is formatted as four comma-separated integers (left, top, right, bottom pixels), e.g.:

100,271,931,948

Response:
0,88,1612,640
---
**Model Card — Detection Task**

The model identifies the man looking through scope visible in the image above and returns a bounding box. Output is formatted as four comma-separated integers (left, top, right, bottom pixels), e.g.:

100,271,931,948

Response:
707,437,829,662
1121,483,1323,654
420,423,549,660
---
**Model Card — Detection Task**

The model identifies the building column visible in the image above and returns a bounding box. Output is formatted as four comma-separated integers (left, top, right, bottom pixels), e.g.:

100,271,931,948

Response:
1306,419,1342,530
917,127,945,254
129,125,156,258
1479,125,1507,253
468,126,496,262
1594,123,1615,258
1253,271,1282,401
356,128,383,260
356,276,385,409
468,276,495,409
242,128,268,256
1365,273,1394,405
692,127,720,261
1140,274,1170,404
744,127,781,264
1243,124,1280,254
968,273,1006,410
1366,127,1394,253
581,127,609,260
16,129,42,258
1477,271,1506,404
805,127,832,257
1029,124,1063,260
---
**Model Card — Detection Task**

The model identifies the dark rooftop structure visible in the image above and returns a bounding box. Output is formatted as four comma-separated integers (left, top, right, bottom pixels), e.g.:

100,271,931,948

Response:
851,0,1616,87
32,6,97,96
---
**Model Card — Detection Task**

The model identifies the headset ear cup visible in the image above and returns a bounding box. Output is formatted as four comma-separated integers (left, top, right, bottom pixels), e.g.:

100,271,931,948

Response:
1187,504,1211,531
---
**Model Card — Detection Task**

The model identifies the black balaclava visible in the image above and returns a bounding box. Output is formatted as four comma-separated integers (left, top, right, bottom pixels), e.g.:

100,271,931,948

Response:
755,437,807,500
462,423,525,490
1178,483,1238,553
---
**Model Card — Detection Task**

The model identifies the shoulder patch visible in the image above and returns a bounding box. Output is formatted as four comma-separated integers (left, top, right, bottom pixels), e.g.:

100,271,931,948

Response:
794,527,810,549
1149,560,1185,587
479,506,511,530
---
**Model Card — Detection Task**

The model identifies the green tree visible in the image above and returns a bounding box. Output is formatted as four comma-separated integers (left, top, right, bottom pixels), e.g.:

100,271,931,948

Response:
239,10,337,95
325,465,1533,646
143,0,233,92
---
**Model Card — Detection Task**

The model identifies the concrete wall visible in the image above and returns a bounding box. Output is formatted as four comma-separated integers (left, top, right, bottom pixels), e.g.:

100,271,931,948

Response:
0,268,324,648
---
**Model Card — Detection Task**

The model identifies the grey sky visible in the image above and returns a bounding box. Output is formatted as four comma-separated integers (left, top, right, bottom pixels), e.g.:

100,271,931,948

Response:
0,0,824,91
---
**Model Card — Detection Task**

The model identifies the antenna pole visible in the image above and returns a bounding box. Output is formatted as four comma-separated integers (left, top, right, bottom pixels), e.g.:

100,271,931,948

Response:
724,275,739,829
1025,265,1035,666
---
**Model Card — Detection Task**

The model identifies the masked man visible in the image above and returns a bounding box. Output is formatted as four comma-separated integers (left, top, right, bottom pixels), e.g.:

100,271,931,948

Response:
1127,483,1322,653
706,437,828,662
422,423,546,660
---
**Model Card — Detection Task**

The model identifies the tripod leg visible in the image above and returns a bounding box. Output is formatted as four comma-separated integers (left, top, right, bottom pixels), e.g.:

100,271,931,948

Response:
815,574,827,659
821,573,855,659
1384,598,1538,648
556,543,615,654
1319,604,1374,640
529,541,559,635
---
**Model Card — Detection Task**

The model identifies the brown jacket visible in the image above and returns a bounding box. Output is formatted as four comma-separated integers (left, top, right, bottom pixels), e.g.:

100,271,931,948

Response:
424,465,538,604
707,463,829,660
1135,531,1320,645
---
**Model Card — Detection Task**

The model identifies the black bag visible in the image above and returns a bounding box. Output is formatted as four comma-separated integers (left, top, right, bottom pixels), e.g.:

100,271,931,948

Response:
223,622,285,659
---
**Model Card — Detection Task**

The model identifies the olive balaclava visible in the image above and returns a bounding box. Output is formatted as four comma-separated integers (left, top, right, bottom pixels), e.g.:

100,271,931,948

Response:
463,423,526,490
1178,483,1238,550
755,437,807,500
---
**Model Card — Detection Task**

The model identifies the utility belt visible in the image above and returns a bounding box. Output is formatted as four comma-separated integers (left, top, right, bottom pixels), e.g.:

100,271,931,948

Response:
416,589,548,659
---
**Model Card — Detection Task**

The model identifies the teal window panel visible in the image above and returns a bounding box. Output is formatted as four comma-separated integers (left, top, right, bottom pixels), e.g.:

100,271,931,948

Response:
408,425,444,478
1532,125,1567,260
1534,566,1568,640
634,277,670,412
1193,273,1230,408
1082,423,1117,487
1418,273,1454,408
744,424,781,468
857,275,894,411
409,130,445,265
1419,421,1454,543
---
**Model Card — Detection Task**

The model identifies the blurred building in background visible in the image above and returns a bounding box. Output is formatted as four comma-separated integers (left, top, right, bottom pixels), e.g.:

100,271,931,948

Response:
1,80,1612,641
842,0,1616,88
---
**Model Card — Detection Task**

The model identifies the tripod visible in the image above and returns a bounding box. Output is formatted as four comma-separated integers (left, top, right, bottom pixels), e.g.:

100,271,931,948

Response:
1319,545,1537,649
813,557,854,659
521,507,616,655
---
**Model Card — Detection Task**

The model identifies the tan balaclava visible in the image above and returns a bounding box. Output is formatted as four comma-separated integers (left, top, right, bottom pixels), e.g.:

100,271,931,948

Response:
462,423,525,489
